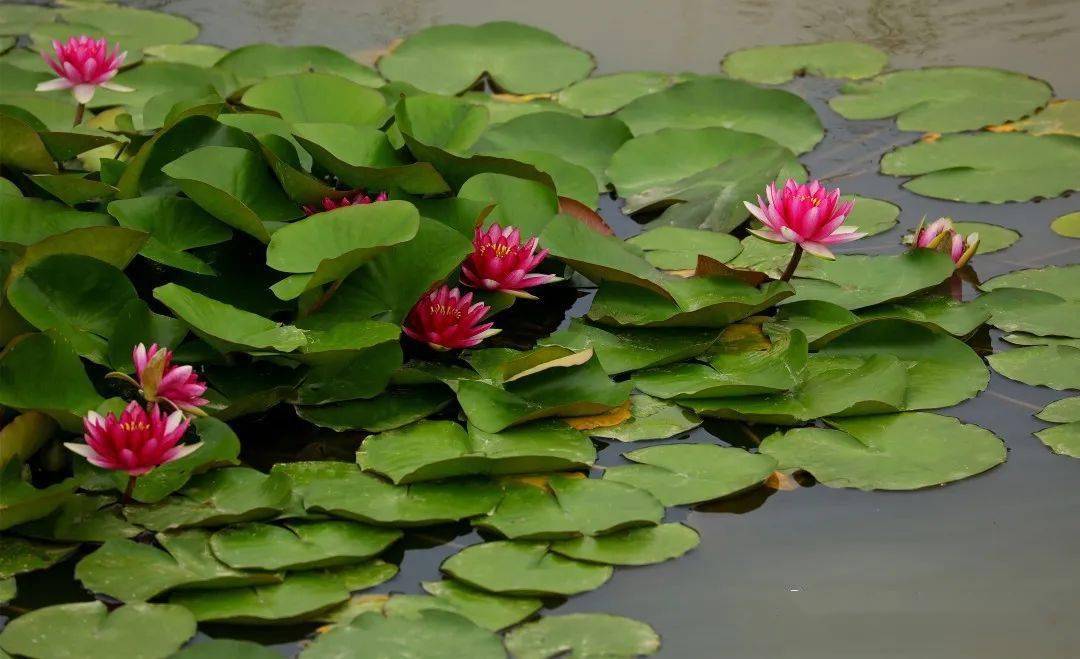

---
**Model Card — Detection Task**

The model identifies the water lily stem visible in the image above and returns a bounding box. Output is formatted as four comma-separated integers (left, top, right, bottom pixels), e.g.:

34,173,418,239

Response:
779,244,803,282
122,475,137,505
73,103,85,127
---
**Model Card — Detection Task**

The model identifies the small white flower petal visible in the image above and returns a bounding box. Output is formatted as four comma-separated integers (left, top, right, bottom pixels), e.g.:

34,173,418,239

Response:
35,78,73,92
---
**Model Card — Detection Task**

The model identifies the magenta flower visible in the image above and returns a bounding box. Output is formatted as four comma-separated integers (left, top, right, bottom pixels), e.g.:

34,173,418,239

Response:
745,180,864,262
65,401,200,477
461,224,559,299
36,36,132,105
302,190,389,216
906,218,979,269
131,343,209,414
403,285,500,351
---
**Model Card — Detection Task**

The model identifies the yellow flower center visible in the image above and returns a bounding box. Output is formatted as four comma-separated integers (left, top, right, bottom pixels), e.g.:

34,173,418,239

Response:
430,304,463,319
120,421,150,432
797,194,821,207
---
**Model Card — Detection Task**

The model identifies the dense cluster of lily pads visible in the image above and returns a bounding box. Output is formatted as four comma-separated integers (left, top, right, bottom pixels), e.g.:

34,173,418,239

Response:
0,3,1078,658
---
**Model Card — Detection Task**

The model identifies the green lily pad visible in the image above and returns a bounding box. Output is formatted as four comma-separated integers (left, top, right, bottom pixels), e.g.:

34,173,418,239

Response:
504,613,660,659
981,264,1080,301
442,540,613,596
0,330,102,420
603,443,777,505
0,197,112,247
615,77,824,153
0,576,13,603
378,22,594,94
1037,397,1080,423
28,173,116,206
951,221,1019,253
458,171,558,236
588,394,703,442
168,639,282,659
974,288,1080,338
1035,423,1080,458
829,67,1051,133
587,278,793,328
550,523,700,566
15,494,139,542
107,196,232,275
0,602,196,659
0,535,78,580
988,345,1080,390
375,580,543,631
241,73,389,126
880,133,1080,203
153,283,307,352
297,386,454,432
0,460,78,531
474,112,631,190
217,44,383,87
761,412,1006,490
0,6,55,36
627,226,743,270
0,411,54,469
455,354,632,433
845,196,900,236
0,112,58,174
209,520,401,571
608,126,802,200
144,44,228,68
303,609,507,659
1004,334,1080,348
817,320,989,410
358,420,595,484
302,468,503,527
1005,99,1080,136
36,5,200,51
1050,211,1080,238
168,568,360,625
785,250,956,310
476,475,663,540
556,71,681,116
76,531,282,602
540,320,718,375
634,328,807,399
723,41,887,84
123,467,292,532
161,145,299,242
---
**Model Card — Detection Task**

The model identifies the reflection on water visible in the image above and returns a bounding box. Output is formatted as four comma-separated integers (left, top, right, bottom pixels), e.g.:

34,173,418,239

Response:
10,1,1080,656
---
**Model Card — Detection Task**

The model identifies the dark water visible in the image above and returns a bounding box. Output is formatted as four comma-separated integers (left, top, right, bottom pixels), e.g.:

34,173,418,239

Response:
9,1,1080,657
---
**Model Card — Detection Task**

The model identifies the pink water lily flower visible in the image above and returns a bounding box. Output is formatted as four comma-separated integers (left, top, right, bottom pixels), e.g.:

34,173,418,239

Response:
461,224,559,299
745,179,864,263
132,343,209,414
906,218,980,269
302,190,388,216
403,285,500,351
65,401,200,477
36,36,132,105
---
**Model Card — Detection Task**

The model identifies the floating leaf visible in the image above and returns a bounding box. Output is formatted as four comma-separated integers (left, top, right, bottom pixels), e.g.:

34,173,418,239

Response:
1051,211,1080,238
981,264,1080,301
603,443,777,505
0,577,12,604
442,540,612,596
241,73,389,125
0,459,78,531
987,345,1080,390
153,283,307,352
302,468,503,527
586,394,702,442
540,320,718,375
123,467,292,532
107,196,232,275
995,99,1080,137
1037,397,1080,423
504,613,660,659
145,43,228,68
550,523,699,566
880,133,1080,203
303,609,507,659
0,602,196,659
844,196,900,236
952,221,1019,253
0,411,55,468
16,494,138,542
723,41,887,84
169,639,282,659
627,226,743,270
608,126,802,200
378,22,594,95
785,250,956,310
210,520,401,571
76,531,282,602
297,386,453,432
615,77,823,153
829,67,1051,133
476,475,663,540
556,71,681,116
358,420,595,484
379,580,542,632
587,278,792,328
0,535,77,580
761,412,1006,490
217,44,383,87
974,288,1080,338
1035,423,1080,458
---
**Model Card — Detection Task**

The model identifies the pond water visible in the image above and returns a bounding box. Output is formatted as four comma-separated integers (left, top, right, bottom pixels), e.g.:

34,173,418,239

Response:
6,1,1080,657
